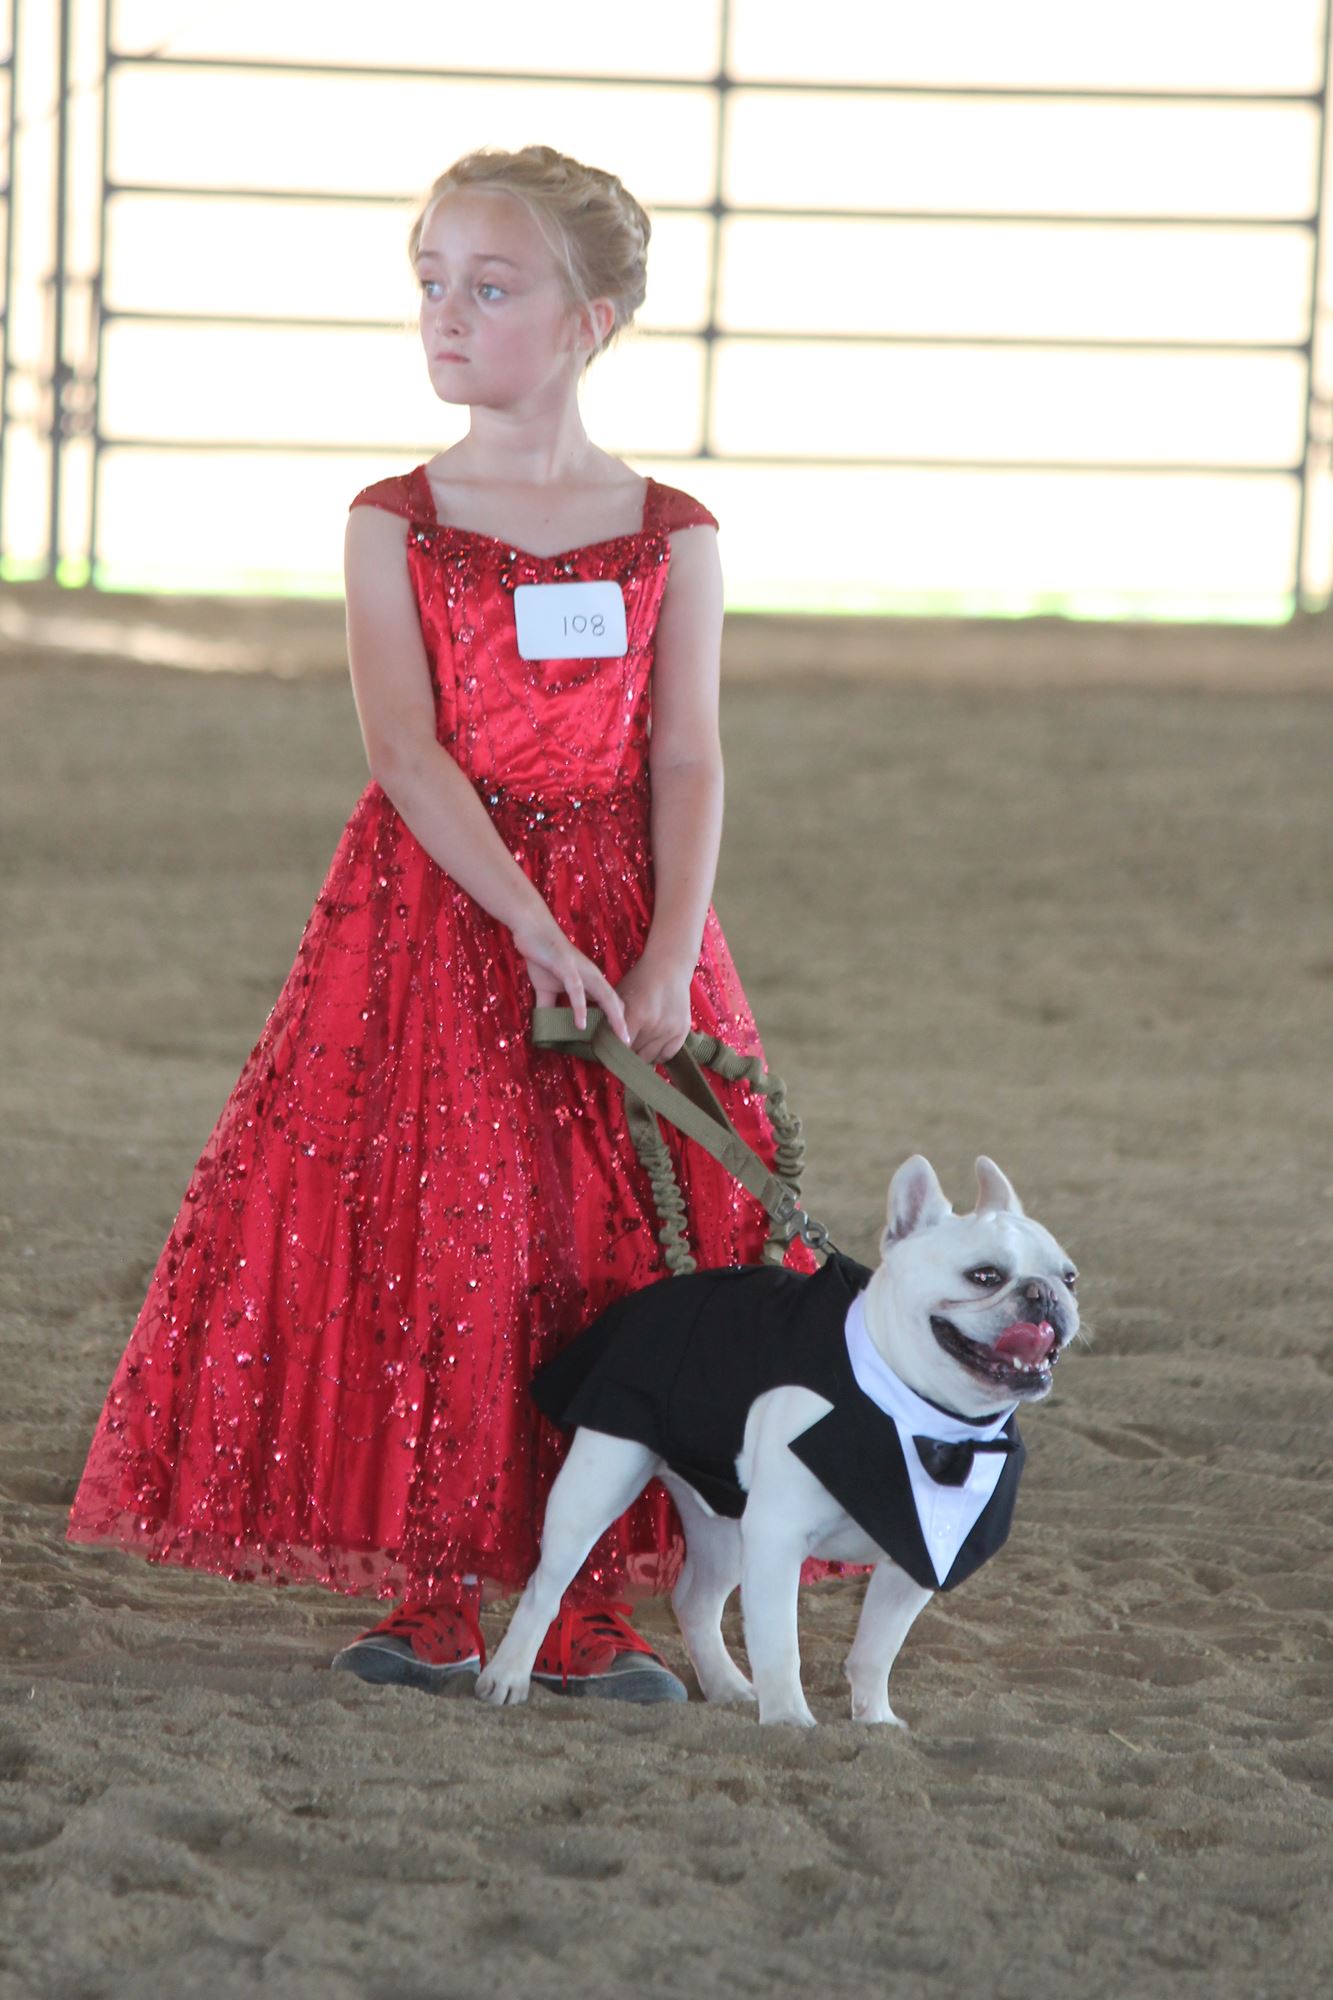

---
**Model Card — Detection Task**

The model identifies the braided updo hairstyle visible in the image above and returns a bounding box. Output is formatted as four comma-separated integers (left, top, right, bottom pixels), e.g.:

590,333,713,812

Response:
408,144,651,366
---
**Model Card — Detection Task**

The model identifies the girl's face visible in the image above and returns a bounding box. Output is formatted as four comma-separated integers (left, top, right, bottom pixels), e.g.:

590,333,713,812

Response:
414,191,592,410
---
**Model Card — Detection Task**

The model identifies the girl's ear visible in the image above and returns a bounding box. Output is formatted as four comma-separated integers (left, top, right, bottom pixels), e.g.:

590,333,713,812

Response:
576,297,616,359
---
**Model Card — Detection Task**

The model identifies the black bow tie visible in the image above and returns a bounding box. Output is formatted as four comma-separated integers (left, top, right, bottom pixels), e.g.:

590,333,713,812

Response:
913,1434,1018,1487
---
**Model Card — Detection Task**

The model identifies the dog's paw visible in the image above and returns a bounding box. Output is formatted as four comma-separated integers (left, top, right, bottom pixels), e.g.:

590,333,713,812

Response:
698,1665,757,1707
850,1698,908,1729
757,1700,818,1728
474,1665,530,1708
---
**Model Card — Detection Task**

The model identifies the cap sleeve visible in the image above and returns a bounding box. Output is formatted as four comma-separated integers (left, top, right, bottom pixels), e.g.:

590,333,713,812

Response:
348,469,428,521
645,480,719,534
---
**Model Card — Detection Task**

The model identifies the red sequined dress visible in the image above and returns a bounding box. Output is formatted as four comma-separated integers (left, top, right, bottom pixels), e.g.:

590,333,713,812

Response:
68,466,804,1604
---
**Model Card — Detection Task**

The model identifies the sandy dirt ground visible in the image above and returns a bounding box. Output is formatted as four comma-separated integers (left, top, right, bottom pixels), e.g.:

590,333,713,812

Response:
1,586,1331,1999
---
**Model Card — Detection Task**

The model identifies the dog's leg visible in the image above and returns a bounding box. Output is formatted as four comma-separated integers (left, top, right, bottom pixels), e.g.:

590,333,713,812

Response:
475,1431,659,1707
739,1521,816,1727
662,1478,753,1706
844,1561,934,1727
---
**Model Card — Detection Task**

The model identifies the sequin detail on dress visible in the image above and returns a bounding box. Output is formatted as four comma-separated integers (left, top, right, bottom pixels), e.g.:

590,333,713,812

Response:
68,467,812,1604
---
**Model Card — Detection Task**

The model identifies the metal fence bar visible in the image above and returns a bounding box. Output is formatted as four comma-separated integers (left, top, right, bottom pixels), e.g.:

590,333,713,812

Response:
108,51,1324,107
85,0,110,578
93,434,1303,478
47,0,76,577
698,0,729,459
67,19,1331,602
102,181,1321,230
99,308,1311,357
0,0,18,560
1294,0,1331,604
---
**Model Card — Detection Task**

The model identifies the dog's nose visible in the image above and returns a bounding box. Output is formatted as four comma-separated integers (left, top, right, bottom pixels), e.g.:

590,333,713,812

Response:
1019,1278,1067,1342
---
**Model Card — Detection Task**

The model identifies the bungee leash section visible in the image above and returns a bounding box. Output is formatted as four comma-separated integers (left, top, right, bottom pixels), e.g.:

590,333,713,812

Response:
530,1006,837,1276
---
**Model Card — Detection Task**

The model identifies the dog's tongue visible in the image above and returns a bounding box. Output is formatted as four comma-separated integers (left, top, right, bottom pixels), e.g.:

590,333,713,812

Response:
993,1320,1056,1366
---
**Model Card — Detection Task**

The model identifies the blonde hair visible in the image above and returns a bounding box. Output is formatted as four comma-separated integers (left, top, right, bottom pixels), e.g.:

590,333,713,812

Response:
408,144,650,364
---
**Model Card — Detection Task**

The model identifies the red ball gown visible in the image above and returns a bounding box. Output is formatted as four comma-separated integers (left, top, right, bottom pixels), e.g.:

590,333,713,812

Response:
68,467,806,1605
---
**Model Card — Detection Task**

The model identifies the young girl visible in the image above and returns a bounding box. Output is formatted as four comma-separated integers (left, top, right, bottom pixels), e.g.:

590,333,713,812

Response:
68,144,804,1704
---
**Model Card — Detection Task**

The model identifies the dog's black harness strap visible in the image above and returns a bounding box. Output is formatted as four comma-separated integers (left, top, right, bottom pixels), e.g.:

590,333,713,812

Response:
531,1006,837,1274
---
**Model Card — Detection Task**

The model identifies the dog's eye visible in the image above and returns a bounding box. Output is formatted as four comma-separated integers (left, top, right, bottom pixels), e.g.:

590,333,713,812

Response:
965,1266,1006,1289
1064,1269,1079,1291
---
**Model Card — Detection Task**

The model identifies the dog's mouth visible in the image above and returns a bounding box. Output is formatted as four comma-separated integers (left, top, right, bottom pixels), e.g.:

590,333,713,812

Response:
930,1316,1061,1395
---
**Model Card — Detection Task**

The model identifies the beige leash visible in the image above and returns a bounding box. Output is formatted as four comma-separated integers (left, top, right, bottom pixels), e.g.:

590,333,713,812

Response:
531,1006,836,1275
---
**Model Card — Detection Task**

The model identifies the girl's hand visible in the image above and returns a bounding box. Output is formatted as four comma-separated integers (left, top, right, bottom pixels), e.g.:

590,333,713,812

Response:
511,911,631,1044
616,949,696,1066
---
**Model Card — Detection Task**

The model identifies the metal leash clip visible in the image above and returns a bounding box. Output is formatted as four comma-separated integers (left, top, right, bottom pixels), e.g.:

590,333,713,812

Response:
797,1214,835,1254
772,1188,835,1257
772,1187,803,1232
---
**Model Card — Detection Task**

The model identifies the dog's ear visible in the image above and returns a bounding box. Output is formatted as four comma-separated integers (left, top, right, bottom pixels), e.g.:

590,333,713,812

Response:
973,1156,1025,1216
885,1156,953,1241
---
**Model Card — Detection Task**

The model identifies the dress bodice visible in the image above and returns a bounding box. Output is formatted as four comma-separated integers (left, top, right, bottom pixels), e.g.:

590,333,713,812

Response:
350,465,718,801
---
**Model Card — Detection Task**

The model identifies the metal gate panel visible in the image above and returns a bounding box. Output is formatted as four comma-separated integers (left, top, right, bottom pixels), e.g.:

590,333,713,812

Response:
5,0,1330,614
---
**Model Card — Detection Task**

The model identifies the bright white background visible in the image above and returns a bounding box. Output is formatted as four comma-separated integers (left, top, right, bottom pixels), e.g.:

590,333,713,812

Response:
3,0,1330,616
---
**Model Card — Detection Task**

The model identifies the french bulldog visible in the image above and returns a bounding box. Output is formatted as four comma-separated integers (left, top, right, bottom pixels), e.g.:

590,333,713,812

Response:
476,1154,1079,1726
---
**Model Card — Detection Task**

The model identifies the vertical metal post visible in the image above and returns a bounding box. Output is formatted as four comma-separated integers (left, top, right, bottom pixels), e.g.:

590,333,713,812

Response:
699,0,730,460
86,0,112,582
1296,0,1332,608
47,0,73,577
0,0,19,563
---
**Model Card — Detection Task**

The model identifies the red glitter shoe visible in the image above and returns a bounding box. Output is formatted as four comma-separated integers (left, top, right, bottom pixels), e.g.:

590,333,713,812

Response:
532,1603,687,1705
332,1591,486,1694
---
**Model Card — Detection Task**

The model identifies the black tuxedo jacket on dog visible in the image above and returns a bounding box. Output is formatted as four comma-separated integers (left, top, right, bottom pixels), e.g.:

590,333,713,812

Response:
532,1253,1026,1593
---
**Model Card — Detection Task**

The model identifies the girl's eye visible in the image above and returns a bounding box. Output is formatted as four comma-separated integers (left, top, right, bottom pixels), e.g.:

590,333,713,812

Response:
965,1266,1006,1289
477,282,505,301
420,280,442,300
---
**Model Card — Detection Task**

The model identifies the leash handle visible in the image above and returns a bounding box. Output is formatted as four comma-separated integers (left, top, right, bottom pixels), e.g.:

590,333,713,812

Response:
531,1006,836,1273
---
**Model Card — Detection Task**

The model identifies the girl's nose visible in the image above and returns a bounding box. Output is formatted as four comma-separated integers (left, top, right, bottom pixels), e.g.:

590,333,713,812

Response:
429,285,469,334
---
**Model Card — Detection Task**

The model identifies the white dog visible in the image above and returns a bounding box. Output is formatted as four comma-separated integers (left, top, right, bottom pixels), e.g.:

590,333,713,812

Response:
477,1155,1079,1726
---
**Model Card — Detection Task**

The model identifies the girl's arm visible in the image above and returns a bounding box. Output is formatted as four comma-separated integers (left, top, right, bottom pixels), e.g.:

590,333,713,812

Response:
344,506,629,1039
619,522,726,1065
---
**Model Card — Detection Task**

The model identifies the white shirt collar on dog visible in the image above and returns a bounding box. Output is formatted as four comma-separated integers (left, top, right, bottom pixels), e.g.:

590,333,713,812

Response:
844,1294,1015,1443
844,1293,1018,1588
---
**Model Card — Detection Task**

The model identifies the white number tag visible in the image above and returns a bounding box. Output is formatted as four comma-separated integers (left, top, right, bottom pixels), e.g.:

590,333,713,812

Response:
513,580,628,662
